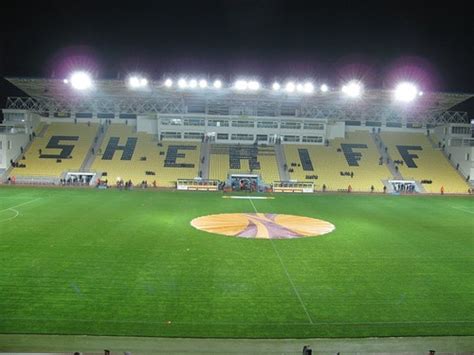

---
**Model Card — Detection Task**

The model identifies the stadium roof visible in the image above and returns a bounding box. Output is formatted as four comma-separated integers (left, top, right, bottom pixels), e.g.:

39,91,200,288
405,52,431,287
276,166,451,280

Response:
4,78,473,124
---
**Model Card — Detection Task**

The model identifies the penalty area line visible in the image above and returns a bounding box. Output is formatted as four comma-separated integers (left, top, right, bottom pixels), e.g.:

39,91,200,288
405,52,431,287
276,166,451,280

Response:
248,198,314,325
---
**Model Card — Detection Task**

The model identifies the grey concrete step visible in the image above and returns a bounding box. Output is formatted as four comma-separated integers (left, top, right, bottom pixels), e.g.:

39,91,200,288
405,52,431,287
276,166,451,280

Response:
80,124,108,172
372,133,403,179
274,144,290,181
199,142,210,179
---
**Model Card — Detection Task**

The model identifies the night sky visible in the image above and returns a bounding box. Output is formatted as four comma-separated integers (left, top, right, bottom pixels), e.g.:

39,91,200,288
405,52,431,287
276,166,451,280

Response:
0,0,472,114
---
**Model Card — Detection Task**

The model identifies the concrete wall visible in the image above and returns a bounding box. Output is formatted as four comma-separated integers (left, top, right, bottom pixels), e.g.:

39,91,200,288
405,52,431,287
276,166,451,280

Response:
137,116,158,134
345,125,428,134
326,121,345,139
0,132,30,169
156,115,329,144
446,146,473,181
41,116,137,127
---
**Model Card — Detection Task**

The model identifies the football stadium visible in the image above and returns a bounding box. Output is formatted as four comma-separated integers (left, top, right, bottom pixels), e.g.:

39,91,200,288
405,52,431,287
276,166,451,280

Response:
0,72,473,353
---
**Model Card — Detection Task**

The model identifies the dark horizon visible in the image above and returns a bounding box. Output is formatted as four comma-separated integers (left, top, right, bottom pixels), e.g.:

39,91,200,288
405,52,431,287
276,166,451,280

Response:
1,0,473,115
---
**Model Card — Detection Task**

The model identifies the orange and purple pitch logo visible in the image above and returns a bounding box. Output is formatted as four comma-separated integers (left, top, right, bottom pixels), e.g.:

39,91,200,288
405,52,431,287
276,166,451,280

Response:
191,213,335,239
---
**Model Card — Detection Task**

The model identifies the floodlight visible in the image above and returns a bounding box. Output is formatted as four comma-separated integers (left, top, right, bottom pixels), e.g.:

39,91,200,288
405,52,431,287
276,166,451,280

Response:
213,79,222,89
189,79,198,88
63,79,69,84
164,78,173,87
70,71,92,90
342,80,362,98
248,80,260,91
199,79,208,88
129,76,140,88
303,82,314,94
418,91,424,96
272,82,281,91
320,84,329,92
296,83,304,92
394,82,418,102
128,76,148,89
178,78,187,89
285,82,296,93
234,80,248,91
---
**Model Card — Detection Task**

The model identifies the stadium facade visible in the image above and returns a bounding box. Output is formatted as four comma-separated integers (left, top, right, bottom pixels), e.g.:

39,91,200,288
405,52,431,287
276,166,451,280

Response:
1,77,473,193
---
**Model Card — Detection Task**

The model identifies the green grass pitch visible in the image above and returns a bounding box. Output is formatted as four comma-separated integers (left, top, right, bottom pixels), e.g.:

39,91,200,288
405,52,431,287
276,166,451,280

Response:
0,186,473,338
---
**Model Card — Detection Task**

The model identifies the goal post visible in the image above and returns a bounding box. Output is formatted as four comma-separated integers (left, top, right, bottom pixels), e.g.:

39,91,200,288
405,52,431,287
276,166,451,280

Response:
272,181,314,193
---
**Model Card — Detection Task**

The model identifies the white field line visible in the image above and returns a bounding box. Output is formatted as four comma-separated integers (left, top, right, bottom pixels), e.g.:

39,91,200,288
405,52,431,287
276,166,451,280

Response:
0,198,42,223
248,198,314,324
451,206,474,214
0,208,19,222
0,198,42,214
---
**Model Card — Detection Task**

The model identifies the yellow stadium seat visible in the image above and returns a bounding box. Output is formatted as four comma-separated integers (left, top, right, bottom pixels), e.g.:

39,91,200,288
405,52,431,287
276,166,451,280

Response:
11,122,98,178
91,124,201,187
380,132,470,194
209,145,280,183
284,131,392,192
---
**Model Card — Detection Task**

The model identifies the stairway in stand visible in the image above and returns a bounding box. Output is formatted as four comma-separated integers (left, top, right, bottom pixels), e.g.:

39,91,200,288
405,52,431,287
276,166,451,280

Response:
199,141,211,179
2,124,48,182
274,143,290,181
372,132,403,180
80,123,108,172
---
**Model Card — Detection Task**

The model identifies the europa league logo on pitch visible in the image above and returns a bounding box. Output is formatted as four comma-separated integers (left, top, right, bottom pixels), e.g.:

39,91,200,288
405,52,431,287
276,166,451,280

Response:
191,213,335,239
